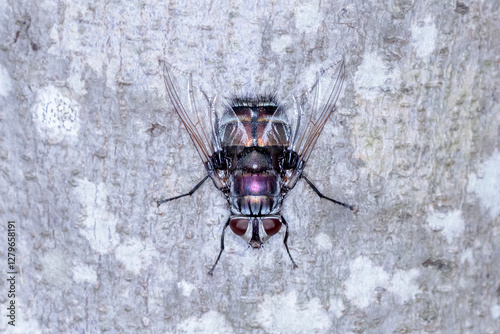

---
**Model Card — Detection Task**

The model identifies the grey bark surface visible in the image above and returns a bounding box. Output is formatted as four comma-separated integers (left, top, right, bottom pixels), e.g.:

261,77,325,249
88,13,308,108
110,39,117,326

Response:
1,0,499,333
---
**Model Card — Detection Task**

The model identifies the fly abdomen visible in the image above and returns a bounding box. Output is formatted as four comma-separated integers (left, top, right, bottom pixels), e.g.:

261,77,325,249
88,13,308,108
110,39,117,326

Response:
230,171,280,215
234,196,275,216
233,173,279,197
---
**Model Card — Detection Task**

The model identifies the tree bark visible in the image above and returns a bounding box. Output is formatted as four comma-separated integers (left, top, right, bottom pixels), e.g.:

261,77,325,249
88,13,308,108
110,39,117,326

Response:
1,0,498,332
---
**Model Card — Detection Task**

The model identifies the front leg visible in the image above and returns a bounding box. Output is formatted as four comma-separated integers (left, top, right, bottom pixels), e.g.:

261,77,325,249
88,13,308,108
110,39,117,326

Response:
281,216,298,269
208,217,231,276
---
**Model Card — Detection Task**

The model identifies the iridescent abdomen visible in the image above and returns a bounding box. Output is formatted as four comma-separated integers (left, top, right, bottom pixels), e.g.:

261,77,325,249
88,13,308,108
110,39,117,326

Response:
230,171,280,215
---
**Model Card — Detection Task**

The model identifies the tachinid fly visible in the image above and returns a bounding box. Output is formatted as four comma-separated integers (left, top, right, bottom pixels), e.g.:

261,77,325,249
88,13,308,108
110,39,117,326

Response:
157,60,357,275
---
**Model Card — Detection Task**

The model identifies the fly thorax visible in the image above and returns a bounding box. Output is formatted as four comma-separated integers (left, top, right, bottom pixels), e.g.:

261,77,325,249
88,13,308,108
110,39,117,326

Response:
237,150,270,173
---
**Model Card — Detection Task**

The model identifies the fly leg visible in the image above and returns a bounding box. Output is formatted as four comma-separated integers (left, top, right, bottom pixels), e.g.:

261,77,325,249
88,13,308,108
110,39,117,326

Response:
208,218,230,276
156,175,210,207
302,175,357,213
281,217,298,269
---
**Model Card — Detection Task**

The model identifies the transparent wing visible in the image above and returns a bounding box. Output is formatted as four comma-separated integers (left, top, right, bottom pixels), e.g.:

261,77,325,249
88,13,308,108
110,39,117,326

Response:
162,62,219,164
291,60,346,163
259,105,292,147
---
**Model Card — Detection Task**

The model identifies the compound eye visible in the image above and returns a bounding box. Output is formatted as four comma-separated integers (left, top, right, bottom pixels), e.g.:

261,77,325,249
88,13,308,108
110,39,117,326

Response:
262,218,282,236
230,218,249,236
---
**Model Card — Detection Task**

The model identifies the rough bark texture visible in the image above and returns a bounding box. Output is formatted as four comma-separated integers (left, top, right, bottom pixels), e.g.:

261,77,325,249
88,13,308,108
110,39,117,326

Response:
1,0,499,333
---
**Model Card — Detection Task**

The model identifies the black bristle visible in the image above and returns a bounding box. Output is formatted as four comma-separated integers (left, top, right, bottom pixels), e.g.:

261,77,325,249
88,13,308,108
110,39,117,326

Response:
228,94,280,109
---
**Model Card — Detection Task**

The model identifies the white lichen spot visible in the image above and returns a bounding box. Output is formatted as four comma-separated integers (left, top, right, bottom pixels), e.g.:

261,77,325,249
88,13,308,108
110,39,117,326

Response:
315,232,333,250
387,268,421,303
355,53,401,101
467,151,500,220
460,248,474,265
427,210,465,243
177,280,197,297
115,239,158,275
491,304,500,320
411,17,437,59
32,86,80,144
40,250,72,287
67,67,87,96
295,3,321,34
271,35,293,53
328,297,346,318
238,249,261,277
257,291,330,333
49,25,59,44
345,257,420,308
176,311,234,334
344,256,389,309
0,65,13,97
0,0,10,22
73,264,97,284
75,178,119,253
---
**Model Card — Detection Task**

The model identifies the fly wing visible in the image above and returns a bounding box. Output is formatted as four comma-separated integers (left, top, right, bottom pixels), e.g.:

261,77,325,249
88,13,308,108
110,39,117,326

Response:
162,62,219,164
258,103,292,147
291,60,346,164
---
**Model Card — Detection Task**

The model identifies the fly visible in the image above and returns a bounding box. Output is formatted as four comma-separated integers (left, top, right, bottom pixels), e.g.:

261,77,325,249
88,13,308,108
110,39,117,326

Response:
157,60,357,275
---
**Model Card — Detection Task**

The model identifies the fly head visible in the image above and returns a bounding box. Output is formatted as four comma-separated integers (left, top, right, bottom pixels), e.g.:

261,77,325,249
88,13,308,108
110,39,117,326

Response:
229,216,282,248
